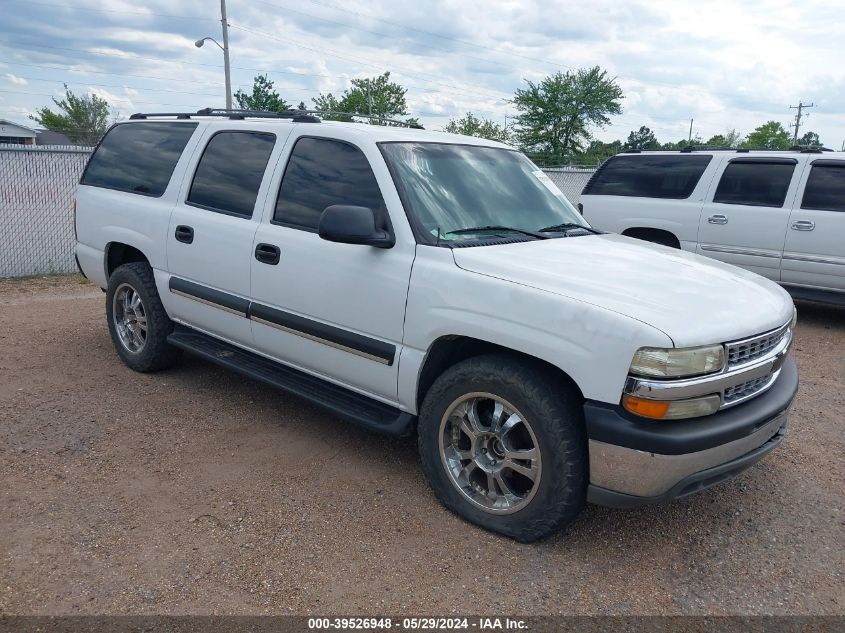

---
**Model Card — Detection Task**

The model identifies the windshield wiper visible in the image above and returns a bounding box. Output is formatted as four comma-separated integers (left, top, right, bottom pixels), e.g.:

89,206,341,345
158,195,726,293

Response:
444,225,548,239
537,222,601,234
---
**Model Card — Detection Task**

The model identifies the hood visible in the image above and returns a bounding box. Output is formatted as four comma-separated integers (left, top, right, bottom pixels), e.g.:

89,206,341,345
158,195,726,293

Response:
451,233,794,347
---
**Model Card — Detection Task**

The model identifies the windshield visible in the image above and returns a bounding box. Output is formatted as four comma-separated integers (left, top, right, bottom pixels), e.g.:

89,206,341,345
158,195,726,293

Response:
379,142,589,242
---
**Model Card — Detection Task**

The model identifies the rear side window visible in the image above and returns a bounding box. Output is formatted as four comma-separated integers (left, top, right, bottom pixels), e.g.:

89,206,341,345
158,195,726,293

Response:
801,162,845,212
81,122,197,197
186,131,276,218
582,155,712,199
713,160,796,208
274,137,385,230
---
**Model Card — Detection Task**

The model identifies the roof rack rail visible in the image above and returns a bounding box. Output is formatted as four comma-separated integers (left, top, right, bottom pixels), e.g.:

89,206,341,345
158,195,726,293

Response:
788,145,834,153
129,108,424,129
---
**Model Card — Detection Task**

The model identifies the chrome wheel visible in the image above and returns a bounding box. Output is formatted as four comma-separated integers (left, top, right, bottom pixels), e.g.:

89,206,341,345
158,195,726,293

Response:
112,283,147,353
439,392,542,515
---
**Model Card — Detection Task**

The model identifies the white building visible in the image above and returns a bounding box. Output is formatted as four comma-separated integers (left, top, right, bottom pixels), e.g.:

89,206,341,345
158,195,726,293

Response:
0,119,38,145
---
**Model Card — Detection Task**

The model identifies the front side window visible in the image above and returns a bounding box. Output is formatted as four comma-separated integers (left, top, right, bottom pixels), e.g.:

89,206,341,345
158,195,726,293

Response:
274,137,386,230
187,131,276,217
81,122,197,197
583,155,712,199
801,162,845,212
713,160,796,207
379,142,586,242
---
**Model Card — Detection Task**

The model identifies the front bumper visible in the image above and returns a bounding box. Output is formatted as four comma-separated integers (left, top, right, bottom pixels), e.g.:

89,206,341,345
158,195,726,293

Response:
584,356,798,507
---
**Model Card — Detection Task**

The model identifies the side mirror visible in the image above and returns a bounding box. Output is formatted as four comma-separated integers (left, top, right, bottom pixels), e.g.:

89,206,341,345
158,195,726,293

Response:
318,205,394,249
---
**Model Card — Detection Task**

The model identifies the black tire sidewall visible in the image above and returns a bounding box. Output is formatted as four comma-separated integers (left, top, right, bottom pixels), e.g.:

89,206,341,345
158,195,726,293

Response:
106,263,176,372
418,355,587,542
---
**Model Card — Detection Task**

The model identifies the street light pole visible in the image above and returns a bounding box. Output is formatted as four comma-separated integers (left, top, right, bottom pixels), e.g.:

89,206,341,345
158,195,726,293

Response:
220,0,232,110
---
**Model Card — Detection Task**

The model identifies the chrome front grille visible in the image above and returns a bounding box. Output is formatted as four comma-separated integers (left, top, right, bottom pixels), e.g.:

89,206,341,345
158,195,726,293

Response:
723,373,775,404
726,324,790,369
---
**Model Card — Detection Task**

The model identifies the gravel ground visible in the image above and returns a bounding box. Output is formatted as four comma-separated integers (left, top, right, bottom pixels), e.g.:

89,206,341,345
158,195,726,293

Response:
0,275,843,616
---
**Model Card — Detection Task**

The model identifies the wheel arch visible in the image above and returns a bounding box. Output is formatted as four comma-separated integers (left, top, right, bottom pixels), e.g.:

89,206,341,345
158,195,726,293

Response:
105,242,151,279
621,227,681,249
415,335,585,412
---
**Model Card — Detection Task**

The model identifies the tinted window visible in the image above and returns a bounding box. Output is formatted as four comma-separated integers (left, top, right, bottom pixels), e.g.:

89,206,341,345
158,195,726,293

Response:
801,162,845,212
187,131,275,217
713,160,796,207
274,137,385,230
583,155,712,199
81,122,197,196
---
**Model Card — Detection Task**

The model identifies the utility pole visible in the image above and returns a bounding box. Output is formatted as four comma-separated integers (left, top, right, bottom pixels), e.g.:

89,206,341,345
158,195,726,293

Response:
220,0,232,111
789,101,814,144
688,118,694,143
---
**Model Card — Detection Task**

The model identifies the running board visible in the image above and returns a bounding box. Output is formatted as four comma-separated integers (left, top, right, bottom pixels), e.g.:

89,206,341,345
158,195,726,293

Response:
167,326,415,436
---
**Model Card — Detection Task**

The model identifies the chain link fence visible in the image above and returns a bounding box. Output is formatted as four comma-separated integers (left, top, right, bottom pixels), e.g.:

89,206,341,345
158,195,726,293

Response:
541,166,597,206
0,145,93,277
0,146,596,278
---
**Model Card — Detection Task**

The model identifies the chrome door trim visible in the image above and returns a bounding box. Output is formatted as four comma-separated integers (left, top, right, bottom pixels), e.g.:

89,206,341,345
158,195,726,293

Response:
699,244,781,259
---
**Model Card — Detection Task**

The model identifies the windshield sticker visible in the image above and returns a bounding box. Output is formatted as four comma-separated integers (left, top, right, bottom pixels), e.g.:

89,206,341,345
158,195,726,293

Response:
532,170,567,200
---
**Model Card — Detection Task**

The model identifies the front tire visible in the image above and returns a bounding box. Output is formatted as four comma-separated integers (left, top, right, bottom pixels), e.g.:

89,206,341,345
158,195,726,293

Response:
106,262,180,372
418,354,587,542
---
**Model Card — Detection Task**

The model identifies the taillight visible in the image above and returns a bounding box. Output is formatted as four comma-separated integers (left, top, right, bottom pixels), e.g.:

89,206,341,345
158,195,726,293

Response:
72,198,78,240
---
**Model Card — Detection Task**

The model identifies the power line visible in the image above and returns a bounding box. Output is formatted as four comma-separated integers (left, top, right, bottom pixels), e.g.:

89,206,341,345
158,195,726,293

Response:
228,23,509,101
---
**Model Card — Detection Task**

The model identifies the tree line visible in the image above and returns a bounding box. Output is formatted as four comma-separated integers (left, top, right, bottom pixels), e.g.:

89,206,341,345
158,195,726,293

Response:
29,69,824,163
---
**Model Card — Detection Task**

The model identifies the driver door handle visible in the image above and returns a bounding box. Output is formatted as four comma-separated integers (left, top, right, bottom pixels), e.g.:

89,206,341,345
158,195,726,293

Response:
708,214,728,225
790,220,815,231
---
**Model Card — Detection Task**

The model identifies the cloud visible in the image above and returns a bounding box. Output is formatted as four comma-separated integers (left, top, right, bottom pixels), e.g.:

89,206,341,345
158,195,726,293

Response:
0,0,842,144
4,73,27,85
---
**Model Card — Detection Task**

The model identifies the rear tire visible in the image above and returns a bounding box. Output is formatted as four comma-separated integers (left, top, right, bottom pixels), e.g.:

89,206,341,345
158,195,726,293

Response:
418,354,587,542
106,262,180,372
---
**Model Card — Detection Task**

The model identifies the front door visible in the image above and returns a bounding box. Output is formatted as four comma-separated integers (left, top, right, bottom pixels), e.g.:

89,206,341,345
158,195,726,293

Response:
782,158,845,292
696,157,802,281
166,127,282,346
250,133,415,402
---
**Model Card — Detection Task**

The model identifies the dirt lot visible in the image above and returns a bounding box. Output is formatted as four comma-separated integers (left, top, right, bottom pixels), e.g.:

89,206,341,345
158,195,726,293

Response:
0,275,843,616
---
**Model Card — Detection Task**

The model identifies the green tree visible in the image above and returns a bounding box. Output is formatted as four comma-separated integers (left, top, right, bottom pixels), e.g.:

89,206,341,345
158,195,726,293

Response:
798,131,822,147
233,74,290,112
512,66,623,163
578,139,623,164
705,129,743,147
443,112,510,143
29,84,109,146
624,126,659,150
743,121,791,149
313,72,415,125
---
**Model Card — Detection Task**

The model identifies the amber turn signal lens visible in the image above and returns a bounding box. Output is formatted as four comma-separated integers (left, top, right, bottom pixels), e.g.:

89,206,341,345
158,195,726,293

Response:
622,395,670,419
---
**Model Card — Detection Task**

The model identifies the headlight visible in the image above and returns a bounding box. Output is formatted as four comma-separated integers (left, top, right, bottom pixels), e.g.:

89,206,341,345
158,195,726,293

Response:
629,344,725,378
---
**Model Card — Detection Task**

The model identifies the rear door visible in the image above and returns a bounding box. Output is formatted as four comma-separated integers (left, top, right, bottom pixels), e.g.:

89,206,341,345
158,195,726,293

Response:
781,158,845,292
696,157,803,281
166,126,286,347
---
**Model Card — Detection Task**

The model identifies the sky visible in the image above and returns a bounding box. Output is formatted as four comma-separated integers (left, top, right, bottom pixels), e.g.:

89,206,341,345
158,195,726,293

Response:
1,0,844,148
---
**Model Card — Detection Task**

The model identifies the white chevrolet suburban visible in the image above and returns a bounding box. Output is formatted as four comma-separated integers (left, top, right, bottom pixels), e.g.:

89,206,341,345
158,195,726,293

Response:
74,110,798,541
580,149,845,305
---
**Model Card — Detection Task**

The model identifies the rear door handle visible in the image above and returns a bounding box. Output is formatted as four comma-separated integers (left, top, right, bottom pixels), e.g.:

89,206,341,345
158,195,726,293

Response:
790,220,815,231
708,214,728,225
254,243,280,265
175,225,194,244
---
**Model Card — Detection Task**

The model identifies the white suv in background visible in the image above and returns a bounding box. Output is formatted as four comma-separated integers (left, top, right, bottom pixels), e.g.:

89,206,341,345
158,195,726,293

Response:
580,149,845,305
75,110,798,541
